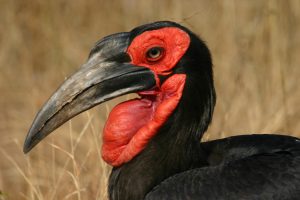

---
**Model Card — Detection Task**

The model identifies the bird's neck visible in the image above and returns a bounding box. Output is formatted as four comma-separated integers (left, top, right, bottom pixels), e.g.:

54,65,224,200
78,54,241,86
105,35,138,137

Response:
108,77,215,200
108,124,207,200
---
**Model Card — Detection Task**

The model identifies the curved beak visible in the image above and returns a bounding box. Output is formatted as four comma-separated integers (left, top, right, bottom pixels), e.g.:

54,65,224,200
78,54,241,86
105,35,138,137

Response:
23,33,156,153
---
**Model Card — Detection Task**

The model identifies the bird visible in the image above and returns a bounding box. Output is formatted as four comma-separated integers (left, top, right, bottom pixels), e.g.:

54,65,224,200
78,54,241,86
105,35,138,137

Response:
23,21,300,200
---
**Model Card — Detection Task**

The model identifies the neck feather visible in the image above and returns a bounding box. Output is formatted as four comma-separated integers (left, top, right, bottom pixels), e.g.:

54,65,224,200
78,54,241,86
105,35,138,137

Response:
108,73,216,200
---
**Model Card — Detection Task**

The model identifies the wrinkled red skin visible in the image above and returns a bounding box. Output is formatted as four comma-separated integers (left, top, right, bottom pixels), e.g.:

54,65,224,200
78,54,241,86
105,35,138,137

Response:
102,28,190,166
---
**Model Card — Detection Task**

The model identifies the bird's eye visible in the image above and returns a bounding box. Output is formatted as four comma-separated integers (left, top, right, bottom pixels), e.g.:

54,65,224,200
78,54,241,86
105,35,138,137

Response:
146,47,165,62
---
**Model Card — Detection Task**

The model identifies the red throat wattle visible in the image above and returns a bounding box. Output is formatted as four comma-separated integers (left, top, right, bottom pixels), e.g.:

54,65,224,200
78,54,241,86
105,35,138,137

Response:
102,75,186,166
101,27,190,166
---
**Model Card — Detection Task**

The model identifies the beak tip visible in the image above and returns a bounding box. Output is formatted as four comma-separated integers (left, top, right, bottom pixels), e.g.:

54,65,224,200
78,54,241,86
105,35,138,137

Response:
23,117,50,154
23,147,29,154
23,137,33,154
23,129,39,154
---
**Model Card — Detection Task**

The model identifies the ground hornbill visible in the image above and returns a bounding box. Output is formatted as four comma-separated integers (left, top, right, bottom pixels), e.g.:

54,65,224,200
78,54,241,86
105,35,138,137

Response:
24,21,300,200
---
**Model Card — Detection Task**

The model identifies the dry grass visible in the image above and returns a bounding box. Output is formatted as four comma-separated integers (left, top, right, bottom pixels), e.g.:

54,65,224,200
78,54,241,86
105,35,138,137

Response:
0,0,300,199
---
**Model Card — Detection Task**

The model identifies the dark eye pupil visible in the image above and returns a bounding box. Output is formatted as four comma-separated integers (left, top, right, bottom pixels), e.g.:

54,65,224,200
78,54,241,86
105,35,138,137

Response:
147,47,162,59
150,49,159,56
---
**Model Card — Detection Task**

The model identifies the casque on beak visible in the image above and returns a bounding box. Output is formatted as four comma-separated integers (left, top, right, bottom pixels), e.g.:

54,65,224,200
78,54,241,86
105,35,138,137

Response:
23,32,156,153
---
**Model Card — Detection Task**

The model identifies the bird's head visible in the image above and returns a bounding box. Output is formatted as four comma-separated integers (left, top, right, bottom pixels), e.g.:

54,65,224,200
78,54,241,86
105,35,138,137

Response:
24,21,215,166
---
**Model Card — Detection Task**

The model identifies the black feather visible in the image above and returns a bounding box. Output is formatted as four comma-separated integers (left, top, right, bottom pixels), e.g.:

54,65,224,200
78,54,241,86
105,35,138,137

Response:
107,21,300,200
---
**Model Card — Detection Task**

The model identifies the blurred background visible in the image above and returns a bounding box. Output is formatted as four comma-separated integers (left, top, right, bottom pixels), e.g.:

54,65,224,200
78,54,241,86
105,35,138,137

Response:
0,0,300,199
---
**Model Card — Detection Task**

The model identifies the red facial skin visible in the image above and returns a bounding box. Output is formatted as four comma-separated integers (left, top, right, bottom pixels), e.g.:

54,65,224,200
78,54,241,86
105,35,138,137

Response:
102,27,190,166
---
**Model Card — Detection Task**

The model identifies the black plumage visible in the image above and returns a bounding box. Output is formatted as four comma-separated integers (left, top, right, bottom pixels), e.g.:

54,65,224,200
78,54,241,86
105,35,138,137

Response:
23,21,300,200
107,22,300,200
146,135,300,200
